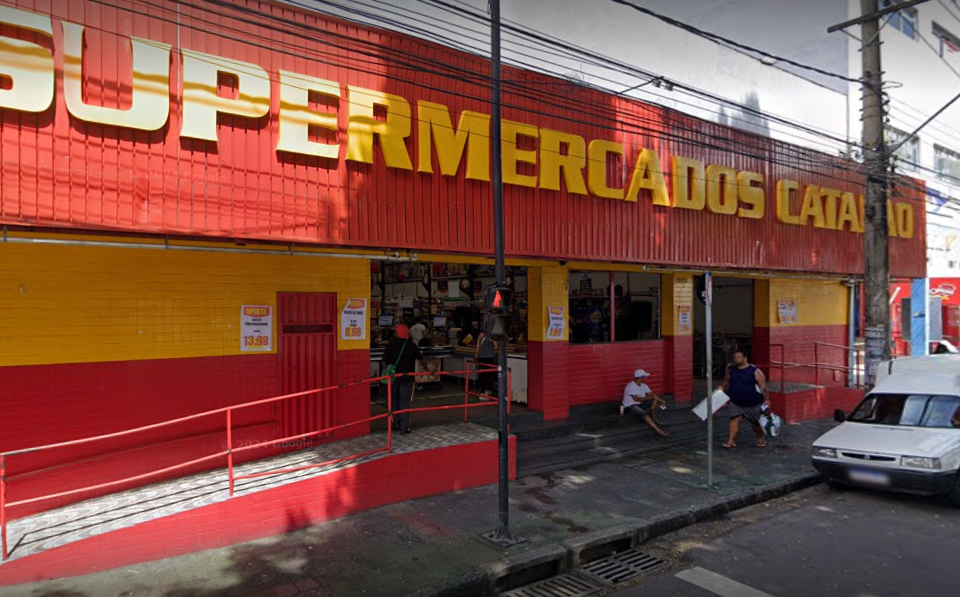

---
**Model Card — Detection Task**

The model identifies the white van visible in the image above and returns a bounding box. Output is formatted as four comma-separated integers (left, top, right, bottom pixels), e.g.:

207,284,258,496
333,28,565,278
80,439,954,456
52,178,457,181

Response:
811,355,960,506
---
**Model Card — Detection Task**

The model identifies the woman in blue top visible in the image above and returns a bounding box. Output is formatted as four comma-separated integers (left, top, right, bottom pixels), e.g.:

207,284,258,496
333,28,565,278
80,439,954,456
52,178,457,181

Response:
720,351,771,448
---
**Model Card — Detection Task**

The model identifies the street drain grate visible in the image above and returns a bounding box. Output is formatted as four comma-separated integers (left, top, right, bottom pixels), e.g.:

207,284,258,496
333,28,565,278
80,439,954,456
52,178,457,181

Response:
501,573,603,597
580,548,671,584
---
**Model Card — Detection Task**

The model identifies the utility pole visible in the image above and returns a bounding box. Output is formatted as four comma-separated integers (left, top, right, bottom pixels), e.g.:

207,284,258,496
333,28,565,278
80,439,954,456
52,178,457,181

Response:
829,0,932,384
485,0,520,547
859,0,891,386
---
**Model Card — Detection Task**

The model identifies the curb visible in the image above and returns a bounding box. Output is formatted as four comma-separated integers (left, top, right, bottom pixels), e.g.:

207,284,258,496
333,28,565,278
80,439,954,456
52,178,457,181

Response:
406,471,823,597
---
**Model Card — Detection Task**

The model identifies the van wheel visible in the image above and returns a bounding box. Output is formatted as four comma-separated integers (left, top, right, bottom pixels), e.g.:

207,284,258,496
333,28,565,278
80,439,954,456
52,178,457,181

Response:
948,474,960,508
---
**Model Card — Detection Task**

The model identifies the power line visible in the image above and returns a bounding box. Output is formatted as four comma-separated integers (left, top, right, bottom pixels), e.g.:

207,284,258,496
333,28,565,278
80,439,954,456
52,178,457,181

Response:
318,0,855,160
60,0,867,192
201,0,960,213
605,0,864,86
21,0,951,215
938,0,960,27
406,0,959,209
415,0,858,153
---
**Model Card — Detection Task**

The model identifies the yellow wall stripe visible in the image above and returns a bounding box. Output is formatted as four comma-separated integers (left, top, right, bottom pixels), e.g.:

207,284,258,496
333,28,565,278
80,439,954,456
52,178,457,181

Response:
0,243,369,367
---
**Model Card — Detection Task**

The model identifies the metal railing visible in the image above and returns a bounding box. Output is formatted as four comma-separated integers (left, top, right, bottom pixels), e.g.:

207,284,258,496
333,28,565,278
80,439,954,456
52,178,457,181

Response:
0,362,505,560
767,341,866,390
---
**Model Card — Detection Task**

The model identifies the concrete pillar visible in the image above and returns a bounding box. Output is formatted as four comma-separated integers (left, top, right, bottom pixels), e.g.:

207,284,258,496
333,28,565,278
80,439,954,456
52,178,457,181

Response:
661,273,694,404
526,265,571,420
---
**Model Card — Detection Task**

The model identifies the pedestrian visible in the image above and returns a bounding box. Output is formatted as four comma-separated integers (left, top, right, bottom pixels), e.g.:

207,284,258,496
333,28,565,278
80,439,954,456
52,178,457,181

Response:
720,350,771,448
622,369,669,438
475,329,497,396
410,319,427,346
380,324,433,434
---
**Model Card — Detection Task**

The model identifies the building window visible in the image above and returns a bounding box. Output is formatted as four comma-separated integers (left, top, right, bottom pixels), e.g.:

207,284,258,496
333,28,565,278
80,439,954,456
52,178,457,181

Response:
886,126,919,167
568,271,661,344
933,22,960,56
881,0,918,40
935,144,960,178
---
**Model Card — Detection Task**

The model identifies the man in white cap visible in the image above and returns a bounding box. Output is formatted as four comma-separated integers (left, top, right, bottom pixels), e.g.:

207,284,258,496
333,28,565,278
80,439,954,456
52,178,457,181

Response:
622,369,669,437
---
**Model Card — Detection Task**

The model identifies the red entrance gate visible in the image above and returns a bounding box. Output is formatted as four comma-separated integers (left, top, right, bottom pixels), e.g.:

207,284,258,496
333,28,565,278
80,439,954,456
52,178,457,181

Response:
278,293,337,439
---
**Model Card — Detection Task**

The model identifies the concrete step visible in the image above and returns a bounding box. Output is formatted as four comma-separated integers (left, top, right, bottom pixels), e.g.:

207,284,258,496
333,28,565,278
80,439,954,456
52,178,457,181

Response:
512,406,697,442
516,418,730,478
517,418,705,462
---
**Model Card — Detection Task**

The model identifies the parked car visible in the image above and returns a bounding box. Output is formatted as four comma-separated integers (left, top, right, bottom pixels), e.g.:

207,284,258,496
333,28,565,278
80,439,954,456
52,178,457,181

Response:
812,355,960,506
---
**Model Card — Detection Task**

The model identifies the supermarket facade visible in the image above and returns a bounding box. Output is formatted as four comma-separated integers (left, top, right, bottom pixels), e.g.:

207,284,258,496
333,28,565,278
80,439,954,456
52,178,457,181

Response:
0,0,926,527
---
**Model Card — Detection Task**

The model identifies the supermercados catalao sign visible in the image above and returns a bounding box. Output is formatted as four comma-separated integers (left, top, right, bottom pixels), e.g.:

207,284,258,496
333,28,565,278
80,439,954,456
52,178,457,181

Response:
0,6,913,238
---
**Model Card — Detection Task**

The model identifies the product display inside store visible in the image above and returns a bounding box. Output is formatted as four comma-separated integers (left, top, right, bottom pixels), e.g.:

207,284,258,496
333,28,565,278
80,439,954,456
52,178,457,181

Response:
569,271,662,344
369,261,529,403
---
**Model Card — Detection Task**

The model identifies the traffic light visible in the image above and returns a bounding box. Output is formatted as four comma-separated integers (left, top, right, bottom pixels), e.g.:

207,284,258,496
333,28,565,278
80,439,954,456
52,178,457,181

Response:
483,285,513,339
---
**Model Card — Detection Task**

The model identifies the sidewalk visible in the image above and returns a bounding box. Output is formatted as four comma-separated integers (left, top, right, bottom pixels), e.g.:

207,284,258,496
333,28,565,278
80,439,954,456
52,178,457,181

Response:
4,418,834,597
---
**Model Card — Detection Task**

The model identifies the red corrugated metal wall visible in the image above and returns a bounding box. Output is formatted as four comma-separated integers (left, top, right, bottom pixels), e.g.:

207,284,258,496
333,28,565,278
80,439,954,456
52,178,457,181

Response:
0,0,925,277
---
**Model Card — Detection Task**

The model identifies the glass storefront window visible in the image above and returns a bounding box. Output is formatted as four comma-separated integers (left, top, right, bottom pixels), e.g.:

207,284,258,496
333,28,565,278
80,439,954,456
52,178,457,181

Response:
568,271,661,344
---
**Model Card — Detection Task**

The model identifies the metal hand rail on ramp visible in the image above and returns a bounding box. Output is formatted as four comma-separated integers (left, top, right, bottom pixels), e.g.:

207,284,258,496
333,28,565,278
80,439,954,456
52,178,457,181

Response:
1,362,508,560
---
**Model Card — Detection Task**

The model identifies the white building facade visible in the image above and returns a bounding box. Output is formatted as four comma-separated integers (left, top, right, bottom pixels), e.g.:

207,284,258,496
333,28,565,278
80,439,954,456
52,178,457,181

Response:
846,0,960,277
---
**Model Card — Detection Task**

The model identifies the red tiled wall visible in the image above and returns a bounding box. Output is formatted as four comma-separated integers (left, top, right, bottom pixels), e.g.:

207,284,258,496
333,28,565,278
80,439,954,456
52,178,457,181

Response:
0,437,516,587
567,341,666,406
753,325,848,386
527,341,571,421
529,340,669,419
771,387,864,423
0,351,370,519
663,335,693,404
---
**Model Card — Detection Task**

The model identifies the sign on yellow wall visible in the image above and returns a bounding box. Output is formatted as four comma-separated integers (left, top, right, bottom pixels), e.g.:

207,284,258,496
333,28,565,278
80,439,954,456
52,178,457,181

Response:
240,305,273,352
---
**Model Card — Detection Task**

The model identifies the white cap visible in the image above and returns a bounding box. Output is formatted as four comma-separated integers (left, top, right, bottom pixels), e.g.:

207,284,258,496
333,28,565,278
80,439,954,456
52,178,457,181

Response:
633,369,649,379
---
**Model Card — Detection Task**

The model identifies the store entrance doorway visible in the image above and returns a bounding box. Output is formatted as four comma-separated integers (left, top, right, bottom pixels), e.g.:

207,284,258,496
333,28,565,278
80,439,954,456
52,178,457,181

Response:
369,260,530,429
693,276,754,394
278,292,337,439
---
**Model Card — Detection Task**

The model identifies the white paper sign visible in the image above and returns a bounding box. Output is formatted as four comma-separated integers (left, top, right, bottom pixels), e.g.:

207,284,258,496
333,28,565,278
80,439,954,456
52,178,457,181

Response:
341,298,368,340
777,299,798,324
678,307,691,335
546,306,566,340
241,305,273,352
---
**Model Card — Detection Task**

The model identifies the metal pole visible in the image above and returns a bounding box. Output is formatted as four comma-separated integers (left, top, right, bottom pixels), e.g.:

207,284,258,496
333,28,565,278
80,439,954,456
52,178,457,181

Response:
704,272,714,489
387,380,394,453
860,0,891,387
847,281,857,388
490,0,517,546
227,409,235,496
1,455,7,560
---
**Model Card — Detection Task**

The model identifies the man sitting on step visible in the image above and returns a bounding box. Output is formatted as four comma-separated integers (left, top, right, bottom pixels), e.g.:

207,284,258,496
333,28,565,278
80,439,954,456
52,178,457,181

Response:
621,369,669,438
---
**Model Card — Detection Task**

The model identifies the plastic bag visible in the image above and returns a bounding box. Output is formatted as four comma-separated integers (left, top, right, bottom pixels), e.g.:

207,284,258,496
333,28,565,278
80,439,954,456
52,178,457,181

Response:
759,412,783,437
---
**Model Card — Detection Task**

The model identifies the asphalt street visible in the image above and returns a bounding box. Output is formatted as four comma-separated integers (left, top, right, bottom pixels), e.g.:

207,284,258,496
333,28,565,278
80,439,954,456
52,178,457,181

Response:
612,484,960,597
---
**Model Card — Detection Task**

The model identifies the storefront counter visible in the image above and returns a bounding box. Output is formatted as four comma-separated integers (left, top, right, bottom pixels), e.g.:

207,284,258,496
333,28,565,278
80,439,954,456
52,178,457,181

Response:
369,345,456,377
444,352,528,404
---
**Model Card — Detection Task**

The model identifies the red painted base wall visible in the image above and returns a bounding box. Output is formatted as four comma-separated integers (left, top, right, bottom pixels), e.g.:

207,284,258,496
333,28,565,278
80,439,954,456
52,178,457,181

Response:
0,437,516,587
770,387,864,423
753,325,848,386
566,341,666,406
0,351,370,519
528,341,667,420
663,335,693,404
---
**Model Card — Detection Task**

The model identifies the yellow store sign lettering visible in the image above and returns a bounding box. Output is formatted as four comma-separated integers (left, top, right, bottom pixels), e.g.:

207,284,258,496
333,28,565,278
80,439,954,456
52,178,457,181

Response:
0,6,914,238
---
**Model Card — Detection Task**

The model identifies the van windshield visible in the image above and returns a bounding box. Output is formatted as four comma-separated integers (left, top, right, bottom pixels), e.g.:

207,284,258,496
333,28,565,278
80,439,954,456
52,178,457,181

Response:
849,394,960,428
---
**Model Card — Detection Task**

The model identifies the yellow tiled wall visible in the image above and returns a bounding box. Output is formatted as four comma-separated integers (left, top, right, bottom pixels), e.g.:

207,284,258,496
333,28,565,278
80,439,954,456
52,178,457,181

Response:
754,278,849,328
527,265,569,342
661,273,694,336
0,243,370,367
